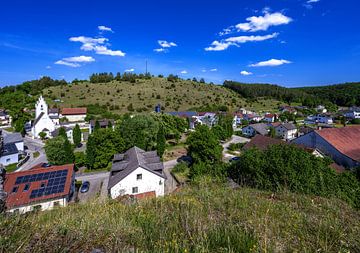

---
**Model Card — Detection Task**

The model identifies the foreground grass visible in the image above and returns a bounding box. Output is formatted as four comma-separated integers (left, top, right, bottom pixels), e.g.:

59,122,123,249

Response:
1,180,359,252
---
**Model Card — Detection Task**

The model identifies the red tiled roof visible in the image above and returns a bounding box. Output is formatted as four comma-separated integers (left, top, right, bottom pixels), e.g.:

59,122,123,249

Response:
265,114,275,118
61,108,87,115
4,164,74,209
271,122,281,127
233,112,244,117
315,126,360,162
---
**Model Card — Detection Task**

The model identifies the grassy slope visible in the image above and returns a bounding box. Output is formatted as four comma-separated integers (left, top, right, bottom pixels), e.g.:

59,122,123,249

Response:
1,181,359,252
43,78,281,114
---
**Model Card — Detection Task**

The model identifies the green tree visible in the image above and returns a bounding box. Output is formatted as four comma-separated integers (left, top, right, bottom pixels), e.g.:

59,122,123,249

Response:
94,120,101,131
73,124,81,147
119,114,159,151
45,136,75,165
187,125,223,177
268,127,276,138
217,114,233,140
39,132,47,140
86,128,124,170
58,127,67,139
156,125,166,158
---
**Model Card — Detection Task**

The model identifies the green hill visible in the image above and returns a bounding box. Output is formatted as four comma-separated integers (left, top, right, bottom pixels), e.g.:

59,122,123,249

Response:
1,181,359,252
43,78,281,114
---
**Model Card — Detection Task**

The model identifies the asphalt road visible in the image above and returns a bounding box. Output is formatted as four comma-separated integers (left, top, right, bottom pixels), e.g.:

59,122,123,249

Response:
222,135,250,160
18,136,47,171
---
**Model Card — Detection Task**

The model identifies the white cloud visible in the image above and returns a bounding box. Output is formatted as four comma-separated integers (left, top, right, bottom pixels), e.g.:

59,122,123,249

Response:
180,70,187,74
62,55,95,63
249,59,291,67
154,48,168,53
69,36,125,57
201,69,207,73
210,68,218,72
98,25,113,33
55,60,80,68
240,70,253,76
307,0,320,3
46,66,51,69
125,68,135,72
54,55,95,68
235,12,292,32
205,33,277,51
158,40,177,48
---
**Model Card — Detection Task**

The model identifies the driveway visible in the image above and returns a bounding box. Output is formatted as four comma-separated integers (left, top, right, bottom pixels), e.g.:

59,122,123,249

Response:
18,136,47,171
163,159,179,194
76,172,110,203
222,135,250,160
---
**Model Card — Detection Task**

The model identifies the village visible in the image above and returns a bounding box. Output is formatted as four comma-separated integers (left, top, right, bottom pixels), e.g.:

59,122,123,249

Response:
0,95,359,214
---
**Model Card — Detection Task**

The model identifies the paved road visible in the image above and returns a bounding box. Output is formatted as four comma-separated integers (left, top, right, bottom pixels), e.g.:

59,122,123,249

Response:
222,135,250,160
18,136,47,171
163,159,179,194
76,172,110,202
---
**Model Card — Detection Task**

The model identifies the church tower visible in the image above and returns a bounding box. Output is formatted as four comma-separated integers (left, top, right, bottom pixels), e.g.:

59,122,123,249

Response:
35,96,49,118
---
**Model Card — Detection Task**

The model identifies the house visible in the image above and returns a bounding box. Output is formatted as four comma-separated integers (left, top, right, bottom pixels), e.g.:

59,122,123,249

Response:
60,108,87,122
89,119,115,134
305,114,333,125
167,111,198,129
344,107,360,120
3,164,75,214
264,113,276,123
0,130,20,166
243,135,324,158
0,110,11,126
51,127,74,143
4,132,24,153
292,126,360,168
31,96,58,138
279,106,297,115
316,105,327,113
195,112,218,127
233,112,244,128
242,123,269,137
108,147,166,199
275,123,298,140
244,113,263,122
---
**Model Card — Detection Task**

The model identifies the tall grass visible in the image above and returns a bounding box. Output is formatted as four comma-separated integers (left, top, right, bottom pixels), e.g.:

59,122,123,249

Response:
1,179,359,252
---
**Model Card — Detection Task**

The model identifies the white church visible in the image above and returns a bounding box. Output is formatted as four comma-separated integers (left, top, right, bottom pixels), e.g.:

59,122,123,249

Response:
31,96,59,138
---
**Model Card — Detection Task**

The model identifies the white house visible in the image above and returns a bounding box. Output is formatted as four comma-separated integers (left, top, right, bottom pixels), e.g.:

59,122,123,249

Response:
0,110,11,126
108,147,166,200
60,108,87,122
244,114,263,122
242,123,269,137
3,164,75,214
31,96,58,138
51,127,74,143
264,113,276,123
233,113,244,128
316,105,327,113
344,107,360,119
89,119,115,134
0,130,19,166
4,132,24,152
306,114,333,125
275,123,298,140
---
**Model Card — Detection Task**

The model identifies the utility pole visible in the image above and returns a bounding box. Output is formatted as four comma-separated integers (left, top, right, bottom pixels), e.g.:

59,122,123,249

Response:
145,60,148,76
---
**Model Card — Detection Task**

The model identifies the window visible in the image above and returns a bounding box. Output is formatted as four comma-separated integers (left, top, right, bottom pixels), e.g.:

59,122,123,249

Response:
40,182,46,188
132,187,138,194
12,186,18,193
136,174,142,180
6,158,10,163
33,205,42,212
23,184,30,192
53,201,60,207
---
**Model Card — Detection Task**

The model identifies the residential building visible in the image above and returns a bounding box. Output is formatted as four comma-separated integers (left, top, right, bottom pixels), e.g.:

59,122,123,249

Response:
31,96,58,138
4,132,24,153
275,123,298,140
264,113,276,123
0,110,11,126
279,106,297,115
108,147,166,199
344,107,360,119
233,113,244,128
60,108,87,122
244,113,263,122
305,114,333,125
51,127,74,143
3,164,75,214
242,123,269,137
89,119,115,134
316,105,327,113
195,112,218,127
292,126,360,168
0,130,20,166
167,111,198,129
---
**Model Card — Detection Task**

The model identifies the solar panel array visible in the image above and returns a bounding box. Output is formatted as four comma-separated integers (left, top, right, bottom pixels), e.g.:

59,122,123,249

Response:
14,170,68,199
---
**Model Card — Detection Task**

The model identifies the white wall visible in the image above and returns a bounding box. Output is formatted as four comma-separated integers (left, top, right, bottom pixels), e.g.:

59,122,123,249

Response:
110,167,165,199
7,197,67,214
0,153,18,166
15,142,24,152
62,115,86,122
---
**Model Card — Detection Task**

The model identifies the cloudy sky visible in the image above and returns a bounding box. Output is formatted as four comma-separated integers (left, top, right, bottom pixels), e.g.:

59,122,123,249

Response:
0,0,359,87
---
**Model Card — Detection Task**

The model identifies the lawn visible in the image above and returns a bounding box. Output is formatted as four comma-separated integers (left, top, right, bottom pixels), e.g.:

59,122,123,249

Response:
5,163,18,172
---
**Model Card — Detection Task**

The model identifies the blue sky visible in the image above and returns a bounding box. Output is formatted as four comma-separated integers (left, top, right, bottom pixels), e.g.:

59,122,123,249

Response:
0,0,359,87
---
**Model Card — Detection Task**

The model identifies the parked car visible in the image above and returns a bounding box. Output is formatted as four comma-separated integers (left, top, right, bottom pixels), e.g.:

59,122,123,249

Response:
41,163,51,168
229,157,240,162
80,181,90,193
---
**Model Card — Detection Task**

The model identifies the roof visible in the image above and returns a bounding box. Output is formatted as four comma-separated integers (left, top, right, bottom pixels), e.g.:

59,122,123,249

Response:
48,108,59,114
0,111,7,117
4,132,23,144
108,147,166,189
33,112,45,126
90,119,115,128
1,143,19,156
167,111,198,118
315,126,360,162
270,122,281,127
243,135,284,151
265,113,275,118
248,123,269,136
61,108,87,115
4,164,74,209
277,123,297,131
51,127,72,137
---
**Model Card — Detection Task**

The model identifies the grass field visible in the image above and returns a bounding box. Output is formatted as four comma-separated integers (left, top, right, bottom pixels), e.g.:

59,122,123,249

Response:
43,78,281,114
1,179,359,252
